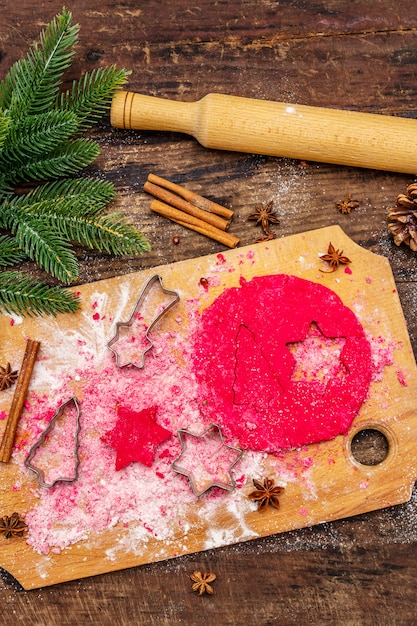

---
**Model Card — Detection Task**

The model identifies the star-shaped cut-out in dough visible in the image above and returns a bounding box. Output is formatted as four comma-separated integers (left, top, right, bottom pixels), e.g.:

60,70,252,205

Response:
286,322,347,384
171,424,242,497
101,405,172,470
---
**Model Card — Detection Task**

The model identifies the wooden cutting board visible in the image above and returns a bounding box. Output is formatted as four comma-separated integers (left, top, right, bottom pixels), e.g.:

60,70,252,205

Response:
1,225,416,589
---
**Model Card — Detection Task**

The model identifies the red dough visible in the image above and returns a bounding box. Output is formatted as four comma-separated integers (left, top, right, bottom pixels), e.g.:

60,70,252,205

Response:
191,274,372,453
101,405,171,470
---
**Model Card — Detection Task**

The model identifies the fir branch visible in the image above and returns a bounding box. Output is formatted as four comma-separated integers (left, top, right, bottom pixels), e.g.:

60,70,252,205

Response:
0,234,26,265
8,186,151,256
0,110,11,149
0,271,80,317
0,110,79,177
43,210,151,255
4,8,78,118
23,177,115,209
3,138,100,184
14,218,79,283
59,66,130,131
0,178,115,223
2,204,79,283
0,7,150,316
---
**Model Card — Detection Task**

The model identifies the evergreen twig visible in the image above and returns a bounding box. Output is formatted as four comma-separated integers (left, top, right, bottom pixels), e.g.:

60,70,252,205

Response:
0,7,150,317
0,235,27,266
0,271,80,317
59,66,130,131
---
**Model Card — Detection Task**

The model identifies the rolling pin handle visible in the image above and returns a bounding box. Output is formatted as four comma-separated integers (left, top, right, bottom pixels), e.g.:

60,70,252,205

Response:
111,91,196,135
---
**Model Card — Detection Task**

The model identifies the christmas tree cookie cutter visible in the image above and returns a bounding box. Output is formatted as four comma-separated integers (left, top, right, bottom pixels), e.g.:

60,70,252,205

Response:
24,396,81,489
171,423,243,497
107,273,180,369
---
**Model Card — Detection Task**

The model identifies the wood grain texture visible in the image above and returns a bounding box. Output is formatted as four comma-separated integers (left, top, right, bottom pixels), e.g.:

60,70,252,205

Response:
1,0,417,622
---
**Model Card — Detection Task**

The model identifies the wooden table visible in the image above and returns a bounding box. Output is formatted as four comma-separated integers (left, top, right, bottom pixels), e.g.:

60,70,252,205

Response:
1,1,417,623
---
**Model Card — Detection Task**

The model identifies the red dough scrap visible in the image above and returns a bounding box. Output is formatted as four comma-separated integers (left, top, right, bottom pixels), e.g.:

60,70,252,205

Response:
101,405,172,470
191,274,372,454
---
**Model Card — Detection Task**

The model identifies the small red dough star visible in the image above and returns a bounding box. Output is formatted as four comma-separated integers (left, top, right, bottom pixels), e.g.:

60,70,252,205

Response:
102,405,172,470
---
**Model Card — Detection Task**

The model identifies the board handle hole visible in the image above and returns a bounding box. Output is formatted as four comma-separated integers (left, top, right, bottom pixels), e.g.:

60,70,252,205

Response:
350,428,389,466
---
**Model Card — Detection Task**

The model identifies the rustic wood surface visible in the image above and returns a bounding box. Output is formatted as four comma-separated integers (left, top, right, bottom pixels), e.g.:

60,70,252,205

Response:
1,1,417,624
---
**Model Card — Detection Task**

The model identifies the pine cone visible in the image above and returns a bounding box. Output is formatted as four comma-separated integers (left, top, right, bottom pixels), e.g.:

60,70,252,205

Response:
388,183,417,252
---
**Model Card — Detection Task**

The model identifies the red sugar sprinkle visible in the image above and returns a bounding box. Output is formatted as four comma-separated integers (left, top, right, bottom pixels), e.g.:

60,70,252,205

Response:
396,369,408,386
235,474,246,487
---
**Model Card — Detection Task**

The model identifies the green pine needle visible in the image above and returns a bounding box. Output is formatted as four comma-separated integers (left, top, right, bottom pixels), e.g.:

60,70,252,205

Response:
0,110,80,185
2,203,79,283
0,234,27,265
5,138,100,184
15,217,79,283
1,8,78,118
0,271,81,317
1,180,150,266
0,7,150,317
1,177,116,225
48,210,152,255
59,66,131,131
24,177,116,209
0,111,11,148
2,109,78,156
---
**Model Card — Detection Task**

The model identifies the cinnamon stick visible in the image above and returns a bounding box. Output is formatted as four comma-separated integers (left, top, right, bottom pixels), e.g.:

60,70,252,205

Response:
147,173,235,220
150,199,240,248
144,181,230,231
0,339,40,463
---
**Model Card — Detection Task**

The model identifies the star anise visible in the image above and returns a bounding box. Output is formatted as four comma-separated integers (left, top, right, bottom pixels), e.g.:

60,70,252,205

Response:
248,200,280,237
248,477,284,512
0,512,27,538
190,570,216,595
255,231,277,243
0,363,18,391
336,193,359,215
319,242,351,273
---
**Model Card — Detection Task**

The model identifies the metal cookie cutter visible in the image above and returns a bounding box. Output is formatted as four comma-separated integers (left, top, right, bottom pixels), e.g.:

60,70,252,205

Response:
24,396,81,489
171,423,243,497
107,274,180,369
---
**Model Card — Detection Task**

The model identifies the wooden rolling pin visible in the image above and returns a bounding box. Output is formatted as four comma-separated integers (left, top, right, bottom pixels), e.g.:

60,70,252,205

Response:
111,91,417,173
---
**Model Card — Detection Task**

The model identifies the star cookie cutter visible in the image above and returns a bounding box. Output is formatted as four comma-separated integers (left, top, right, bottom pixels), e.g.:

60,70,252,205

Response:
171,423,243,497
24,396,81,489
107,274,180,369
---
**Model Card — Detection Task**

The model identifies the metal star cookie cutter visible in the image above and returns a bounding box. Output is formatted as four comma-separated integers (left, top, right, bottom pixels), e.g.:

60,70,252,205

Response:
171,423,243,497
107,273,180,369
24,396,81,489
